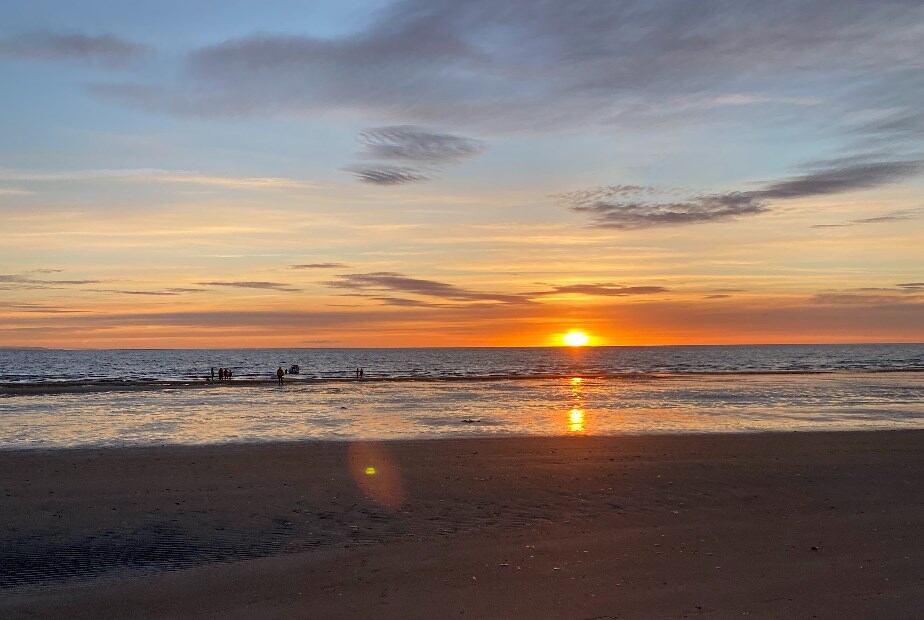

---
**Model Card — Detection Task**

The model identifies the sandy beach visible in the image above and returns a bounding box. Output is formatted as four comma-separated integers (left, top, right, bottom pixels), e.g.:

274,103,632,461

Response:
1,430,922,618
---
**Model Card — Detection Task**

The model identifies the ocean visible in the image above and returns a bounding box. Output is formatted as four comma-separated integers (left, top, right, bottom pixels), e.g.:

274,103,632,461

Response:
1,344,922,448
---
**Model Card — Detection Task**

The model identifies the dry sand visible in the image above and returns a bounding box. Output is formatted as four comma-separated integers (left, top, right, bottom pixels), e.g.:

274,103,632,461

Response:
1,431,922,618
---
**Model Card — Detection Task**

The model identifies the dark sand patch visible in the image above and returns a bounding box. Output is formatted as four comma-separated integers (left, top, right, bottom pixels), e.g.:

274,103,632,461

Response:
1,431,922,617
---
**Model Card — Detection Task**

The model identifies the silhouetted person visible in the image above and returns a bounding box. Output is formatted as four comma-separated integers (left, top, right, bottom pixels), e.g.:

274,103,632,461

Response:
276,367,285,385
360,367,365,379
210,367,215,380
226,368,232,380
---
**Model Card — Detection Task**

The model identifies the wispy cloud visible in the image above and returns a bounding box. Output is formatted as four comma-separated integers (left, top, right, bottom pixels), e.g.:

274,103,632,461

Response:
0,32,145,65
197,281,300,292
812,292,921,306
327,272,525,303
345,165,429,186
347,126,485,185
811,210,918,229
327,271,668,305
92,287,208,296
289,263,349,270
565,158,923,229
358,126,484,163
0,168,314,190
754,160,923,199
0,187,33,196
369,296,447,308
0,273,100,289
531,283,668,296
0,302,88,314
565,190,768,230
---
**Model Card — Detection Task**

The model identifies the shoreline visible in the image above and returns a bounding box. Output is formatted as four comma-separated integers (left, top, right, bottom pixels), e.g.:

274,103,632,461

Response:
2,367,923,396
2,430,922,617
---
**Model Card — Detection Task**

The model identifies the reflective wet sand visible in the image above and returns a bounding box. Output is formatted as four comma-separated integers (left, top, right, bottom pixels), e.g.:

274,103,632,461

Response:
1,372,922,449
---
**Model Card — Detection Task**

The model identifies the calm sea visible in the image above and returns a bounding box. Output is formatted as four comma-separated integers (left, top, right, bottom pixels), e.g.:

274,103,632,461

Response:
1,345,922,448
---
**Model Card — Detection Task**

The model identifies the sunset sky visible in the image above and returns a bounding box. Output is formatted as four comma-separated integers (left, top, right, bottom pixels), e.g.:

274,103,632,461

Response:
1,0,922,348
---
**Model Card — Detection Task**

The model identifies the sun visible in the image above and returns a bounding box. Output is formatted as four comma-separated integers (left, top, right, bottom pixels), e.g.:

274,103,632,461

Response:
562,330,591,347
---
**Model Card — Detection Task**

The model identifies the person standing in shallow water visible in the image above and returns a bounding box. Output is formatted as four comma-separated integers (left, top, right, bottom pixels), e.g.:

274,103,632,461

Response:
276,367,285,385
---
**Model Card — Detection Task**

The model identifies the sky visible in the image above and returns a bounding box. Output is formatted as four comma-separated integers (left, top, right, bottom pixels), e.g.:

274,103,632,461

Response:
1,0,922,348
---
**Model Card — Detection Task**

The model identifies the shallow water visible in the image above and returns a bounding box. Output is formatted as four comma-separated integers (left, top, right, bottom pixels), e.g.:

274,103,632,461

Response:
1,372,921,449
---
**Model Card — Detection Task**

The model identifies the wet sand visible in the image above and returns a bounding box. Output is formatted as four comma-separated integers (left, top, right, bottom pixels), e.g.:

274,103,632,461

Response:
1,431,922,618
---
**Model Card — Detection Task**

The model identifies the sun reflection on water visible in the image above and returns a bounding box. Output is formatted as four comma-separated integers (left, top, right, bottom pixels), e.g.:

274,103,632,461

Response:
568,407,585,432
567,377,586,433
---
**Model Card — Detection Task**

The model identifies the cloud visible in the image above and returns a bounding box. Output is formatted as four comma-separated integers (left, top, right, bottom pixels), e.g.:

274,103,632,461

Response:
811,292,920,306
852,214,913,224
0,187,33,196
0,32,145,65
289,263,349,269
0,303,88,314
326,272,525,303
811,209,918,229
91,287,207,296
556,186,657,204
369,296,447,308
531,283,668,296
811,283,924,305
0,274,100,289
91,1,924,134
565,190,767,230
358,126,484,162
0,168,312,190
753,160,923,199
167,287,209,294
346,126,483,185
566,158,923,229
100,289,179,296
345,165,429,186
197,280,299,292
328,271,668,305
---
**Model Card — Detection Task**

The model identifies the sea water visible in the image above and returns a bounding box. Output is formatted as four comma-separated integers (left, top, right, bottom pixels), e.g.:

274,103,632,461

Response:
0,345,921,448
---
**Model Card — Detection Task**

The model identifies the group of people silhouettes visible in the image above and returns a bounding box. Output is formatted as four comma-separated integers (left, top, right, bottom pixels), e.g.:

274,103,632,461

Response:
209,367,232,382
272,366,365,384
210,365,369,385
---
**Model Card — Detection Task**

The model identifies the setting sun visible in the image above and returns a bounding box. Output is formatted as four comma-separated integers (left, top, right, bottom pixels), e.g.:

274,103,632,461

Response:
562,330,591,347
